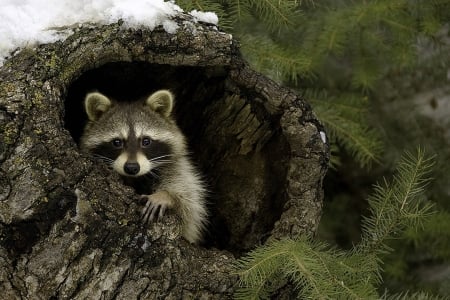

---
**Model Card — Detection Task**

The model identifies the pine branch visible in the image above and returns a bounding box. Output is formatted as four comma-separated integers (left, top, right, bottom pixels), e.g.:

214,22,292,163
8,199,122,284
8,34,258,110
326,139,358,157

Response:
357,148,435,255
235,149,435,299
224,0,253,27
234,239,292,300
234,238,379,299
240,34,313,83
247,0,300,31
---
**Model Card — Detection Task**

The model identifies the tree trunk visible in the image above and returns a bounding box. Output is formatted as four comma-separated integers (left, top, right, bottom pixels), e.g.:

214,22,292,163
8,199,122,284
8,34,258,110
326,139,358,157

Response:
0,14,328,299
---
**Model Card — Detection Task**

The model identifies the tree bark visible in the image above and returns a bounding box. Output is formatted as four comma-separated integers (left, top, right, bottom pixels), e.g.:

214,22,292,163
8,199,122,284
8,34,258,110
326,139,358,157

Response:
0,14,328,299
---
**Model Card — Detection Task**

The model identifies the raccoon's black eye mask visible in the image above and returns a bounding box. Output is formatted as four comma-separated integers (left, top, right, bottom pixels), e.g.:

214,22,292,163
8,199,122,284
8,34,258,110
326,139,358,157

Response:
110,136,153,149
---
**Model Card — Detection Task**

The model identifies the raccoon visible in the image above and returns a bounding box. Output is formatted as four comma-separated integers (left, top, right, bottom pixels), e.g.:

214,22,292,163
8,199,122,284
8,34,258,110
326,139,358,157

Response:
79,89,207,244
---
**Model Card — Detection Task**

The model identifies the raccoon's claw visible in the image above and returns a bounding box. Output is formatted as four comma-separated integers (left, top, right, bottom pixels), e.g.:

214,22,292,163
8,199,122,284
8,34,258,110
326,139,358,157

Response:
142,199,165,222
141,191,174,224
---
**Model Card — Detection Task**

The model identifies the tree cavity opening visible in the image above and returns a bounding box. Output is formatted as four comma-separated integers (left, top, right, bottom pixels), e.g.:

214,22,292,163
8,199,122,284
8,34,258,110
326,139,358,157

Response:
64,61,288,253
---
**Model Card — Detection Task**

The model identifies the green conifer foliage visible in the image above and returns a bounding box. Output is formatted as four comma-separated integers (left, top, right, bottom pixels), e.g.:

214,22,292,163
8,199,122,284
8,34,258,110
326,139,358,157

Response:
234,149,435,299
176,0,449,169
175,0,450,297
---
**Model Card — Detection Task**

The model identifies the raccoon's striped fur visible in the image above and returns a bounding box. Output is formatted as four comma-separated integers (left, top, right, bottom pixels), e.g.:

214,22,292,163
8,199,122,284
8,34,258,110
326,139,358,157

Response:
80,90,207,244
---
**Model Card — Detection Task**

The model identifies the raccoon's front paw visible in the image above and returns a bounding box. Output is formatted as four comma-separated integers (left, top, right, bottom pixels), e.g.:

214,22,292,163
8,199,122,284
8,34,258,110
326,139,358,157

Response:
141,190,174,224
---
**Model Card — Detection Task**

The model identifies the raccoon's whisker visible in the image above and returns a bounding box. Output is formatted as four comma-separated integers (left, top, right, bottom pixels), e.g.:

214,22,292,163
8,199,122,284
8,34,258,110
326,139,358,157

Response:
149,154,173,162
148,154,173,164
151,161,173,170
93,155,113,162
145,171,160,179
94,157,113,164
93,154,114,164
151,159,173,164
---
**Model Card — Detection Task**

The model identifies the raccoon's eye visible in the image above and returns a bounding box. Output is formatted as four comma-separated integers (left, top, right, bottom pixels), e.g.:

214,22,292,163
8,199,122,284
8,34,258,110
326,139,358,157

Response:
141,137,152,147
112,139,123,148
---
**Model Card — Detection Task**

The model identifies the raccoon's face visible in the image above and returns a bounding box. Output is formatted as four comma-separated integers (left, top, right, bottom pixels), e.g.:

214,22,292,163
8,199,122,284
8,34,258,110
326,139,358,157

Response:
92,128,173,177
80,90,184,178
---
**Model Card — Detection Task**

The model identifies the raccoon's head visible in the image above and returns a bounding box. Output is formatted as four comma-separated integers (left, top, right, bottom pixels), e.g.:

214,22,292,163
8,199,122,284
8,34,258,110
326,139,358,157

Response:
80,90,185,177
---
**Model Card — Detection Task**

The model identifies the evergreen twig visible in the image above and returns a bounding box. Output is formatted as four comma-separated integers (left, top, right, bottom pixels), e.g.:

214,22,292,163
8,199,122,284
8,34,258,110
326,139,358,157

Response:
357,148,435,255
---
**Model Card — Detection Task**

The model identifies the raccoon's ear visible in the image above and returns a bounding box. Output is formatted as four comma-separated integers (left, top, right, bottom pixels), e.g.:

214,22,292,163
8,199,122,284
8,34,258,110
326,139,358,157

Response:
145,90,174,117
85,92,112,121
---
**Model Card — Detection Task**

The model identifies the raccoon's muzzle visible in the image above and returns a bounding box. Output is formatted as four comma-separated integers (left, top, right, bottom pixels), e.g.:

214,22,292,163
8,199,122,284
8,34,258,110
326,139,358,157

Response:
124,162,140,175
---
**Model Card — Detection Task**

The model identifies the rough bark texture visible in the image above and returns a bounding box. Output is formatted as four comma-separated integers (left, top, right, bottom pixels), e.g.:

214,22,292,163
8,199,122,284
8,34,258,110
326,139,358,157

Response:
0,14,328,299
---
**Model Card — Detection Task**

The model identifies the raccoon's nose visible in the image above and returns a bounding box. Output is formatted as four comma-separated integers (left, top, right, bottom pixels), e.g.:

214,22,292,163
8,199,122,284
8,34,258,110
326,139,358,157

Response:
124,162,140,175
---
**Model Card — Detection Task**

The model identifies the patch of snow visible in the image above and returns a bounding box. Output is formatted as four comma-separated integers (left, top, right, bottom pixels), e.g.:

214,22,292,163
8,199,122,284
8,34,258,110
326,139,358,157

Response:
162,19,179,34
319,131,327,144
0,0,218,66
189,10,219,25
